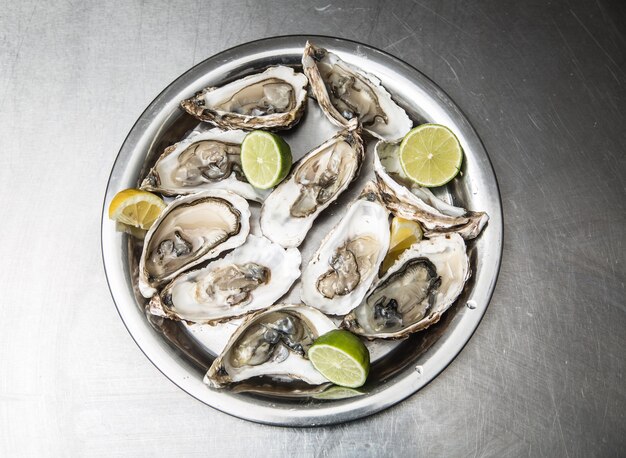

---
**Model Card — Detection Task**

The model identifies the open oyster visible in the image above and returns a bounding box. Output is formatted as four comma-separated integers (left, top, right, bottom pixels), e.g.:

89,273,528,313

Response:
300,182,390,315
342,233,469,339
302,41,412,142
180,66,308,131
375,141,488,239
205,304,336,389
140,128,268,202
138,190,250,297
148,235,301,323
260,121,364,248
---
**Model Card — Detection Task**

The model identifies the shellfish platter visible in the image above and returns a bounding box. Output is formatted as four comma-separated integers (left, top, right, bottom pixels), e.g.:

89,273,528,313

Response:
103,36,501,424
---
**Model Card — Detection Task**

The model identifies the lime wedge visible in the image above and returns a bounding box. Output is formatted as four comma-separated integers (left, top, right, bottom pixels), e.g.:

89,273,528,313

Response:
241,130,292,189
399,124,463,187
312,385,365,400
308,330,370,388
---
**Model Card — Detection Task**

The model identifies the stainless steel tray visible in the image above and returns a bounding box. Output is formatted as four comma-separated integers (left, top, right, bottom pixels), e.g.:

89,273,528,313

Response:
101,35,503,426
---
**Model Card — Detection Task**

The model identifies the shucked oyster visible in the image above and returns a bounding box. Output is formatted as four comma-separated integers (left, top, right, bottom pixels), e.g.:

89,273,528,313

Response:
301,182,390,316
138,190,250,298
375,141,488,239
141,128,268,202
302,41,412,142
342,233,469,339
205,304,335,389
260,121,364,248
149,235,301,323
180,66,308,131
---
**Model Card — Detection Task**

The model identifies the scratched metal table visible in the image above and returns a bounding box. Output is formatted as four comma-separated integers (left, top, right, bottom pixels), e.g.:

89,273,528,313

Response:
1,0,624,456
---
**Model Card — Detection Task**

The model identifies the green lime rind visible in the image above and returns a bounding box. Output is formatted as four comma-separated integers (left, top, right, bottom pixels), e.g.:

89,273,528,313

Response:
312,385,365,400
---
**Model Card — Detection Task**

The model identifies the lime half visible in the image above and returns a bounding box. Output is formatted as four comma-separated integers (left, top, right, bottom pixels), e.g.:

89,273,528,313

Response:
241,130,292,189
308,330,370,388
399,124,463,187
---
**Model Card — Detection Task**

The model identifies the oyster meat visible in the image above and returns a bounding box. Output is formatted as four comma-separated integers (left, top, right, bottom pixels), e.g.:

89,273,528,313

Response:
302,41,412,142
205,304,336,389
138,190,250,297
342,233,469,339
141,128,268,202
260,122,364,248
180,66,308,131
301,182,390,315
149,235,301,323
375,141,488,239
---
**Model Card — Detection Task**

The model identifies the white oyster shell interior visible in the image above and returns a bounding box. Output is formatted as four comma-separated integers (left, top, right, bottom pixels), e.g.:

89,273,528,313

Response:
138,190,250,298
303,41,412,142
150,235,301,323
260,124,363,248
140,128,269,202
343,233,470,339
300,184,390,316
205,304,336,388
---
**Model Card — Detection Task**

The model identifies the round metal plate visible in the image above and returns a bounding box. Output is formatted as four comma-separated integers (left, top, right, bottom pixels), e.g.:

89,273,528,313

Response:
101,35,503,426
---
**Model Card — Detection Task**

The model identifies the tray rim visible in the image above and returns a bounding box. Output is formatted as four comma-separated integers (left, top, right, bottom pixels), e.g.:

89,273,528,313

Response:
100,34,503,427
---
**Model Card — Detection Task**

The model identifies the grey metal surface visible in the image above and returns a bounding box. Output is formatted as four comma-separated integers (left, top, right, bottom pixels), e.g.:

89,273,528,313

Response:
101,35,502,426
1,0,624,455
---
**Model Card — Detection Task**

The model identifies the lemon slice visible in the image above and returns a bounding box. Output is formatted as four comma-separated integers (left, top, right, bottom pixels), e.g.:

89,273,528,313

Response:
108,188,165,230
389,216,423,252
308,330,370,388
399,124,463,187
241,130,292,189
381,217,423,273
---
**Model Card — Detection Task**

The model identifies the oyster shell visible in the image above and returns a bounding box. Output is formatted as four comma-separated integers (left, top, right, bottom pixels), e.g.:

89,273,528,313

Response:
300,182,390,315
148,235,301,323
302,41,412,142
260,121,364,248
138,190,250,297
205,304,336,389
374,141,488,239
140,128,268,202
180,66,308,131
342,233,470,339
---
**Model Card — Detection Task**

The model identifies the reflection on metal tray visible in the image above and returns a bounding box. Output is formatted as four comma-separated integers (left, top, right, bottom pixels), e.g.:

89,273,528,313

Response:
101,35,503,426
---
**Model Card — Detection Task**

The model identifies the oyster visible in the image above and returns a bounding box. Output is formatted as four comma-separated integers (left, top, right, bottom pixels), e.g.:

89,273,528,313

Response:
180,66,308,131
149,235,301,323
301,182,390,315
302,41,412,142
205,304,336,389
342,233,470,339
141,128,268,202
375,141,488,239
260,122,364,248
138,190,250,297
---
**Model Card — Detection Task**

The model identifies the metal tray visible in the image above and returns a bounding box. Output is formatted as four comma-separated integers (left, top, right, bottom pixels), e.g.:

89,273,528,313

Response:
101,35,503,426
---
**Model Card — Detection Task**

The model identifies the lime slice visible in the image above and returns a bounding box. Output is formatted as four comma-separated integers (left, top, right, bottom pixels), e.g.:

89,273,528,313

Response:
312,385,365,400
241,130,292,189
381,217,423,273
308,330,370,388
108,188,166,230
399,124,463,187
